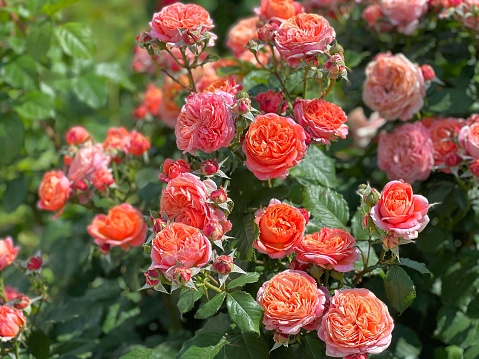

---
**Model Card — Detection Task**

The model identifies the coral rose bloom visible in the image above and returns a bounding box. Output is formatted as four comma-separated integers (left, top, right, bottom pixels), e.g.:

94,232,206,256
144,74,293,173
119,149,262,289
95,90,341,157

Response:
294,99,348,144
243,113,307,180
65,126,90,145
175,91,236,155
428,117,464,170
0,237,19,271
257,270,326,335
88,204,147,250
0,305,26,342
67,143,110,186
150,222,211,274
380,0,428,35
256,0,304,22
370,180,430,240
458,121,479,158
295,227,360,272
254,200,306,259
227,16,259,57
275,13,336,68
377,122,434,184
318,288,394,357
159,158,190,183
149,3,215,44
363,53,425,121
103,127,131,153
37,170,71,213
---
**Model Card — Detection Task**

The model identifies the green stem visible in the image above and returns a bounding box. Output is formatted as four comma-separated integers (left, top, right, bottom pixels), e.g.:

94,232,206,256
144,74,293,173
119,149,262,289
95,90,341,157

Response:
303,68,309,99
324,270,330,287
181,48,197,93
203,280,222,294
353,248,387,287
320,78,336,99
0,276,6,303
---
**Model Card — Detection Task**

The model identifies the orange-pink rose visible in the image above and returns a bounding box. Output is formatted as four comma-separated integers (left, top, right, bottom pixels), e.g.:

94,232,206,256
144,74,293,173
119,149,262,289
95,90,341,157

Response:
318,288,394,357
159,158,190,183
295,227,359,272
363,53,425,121
67,143,110,187
428,117,464,171
256,0,303,22
377,122,434,184
150,222,211,274
458,120,479,158
87,203,147,250
0,305,26,342
257,270,326,335
226,16,259,57
65,126,90,145
380,0,428,35
0,237,19,271
37,170,71,213
243,113,307,180
254,199,306,259
370,180,430,240
103,127,131,153
275,13,336,67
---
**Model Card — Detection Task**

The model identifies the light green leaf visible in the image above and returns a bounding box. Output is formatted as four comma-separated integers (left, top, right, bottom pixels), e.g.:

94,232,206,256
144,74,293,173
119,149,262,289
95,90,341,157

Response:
226,291,263,334
41,0,80,15
0,114,24,166
56,22,95,58
227,273,260,290
72,74,108,108
435,307,479,348
290,146,338,188
177,333,227,359
302,185,349,229
351,207,370,241
1,55,39,90
384,265,416,314
194,292,227,320
14,92,54,121
27,20,53,62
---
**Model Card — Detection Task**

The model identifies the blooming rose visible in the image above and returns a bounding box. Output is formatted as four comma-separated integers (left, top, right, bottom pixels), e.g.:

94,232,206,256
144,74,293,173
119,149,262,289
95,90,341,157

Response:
0,305,26,342
318,288,394,357
457,0,479,31
150,222,211,274
103,127,131,153
149,3,215,44
37,170,71,213
254,199,306,259
129,131,151,156
0,237,19,271
159,158,190,183
226,16,259,57
458,120,479,158
363,53,425,121
255,90,288,115
65,126,90,145
428,117,464,170
243,113,307,180
295,227,360,272
256,0,303,22
370,180,430,240
257,270,326,335
347,108,386,148
294,99,348,144
202,77,241,96
90,168,114,191
143,83,162,116
160,173,230,232
132,46,156,74
377,122,434,184
87,203,147,250
175,91,236,155
159,78,183,128
275,13,336,67
67,143,110,187
380,0,428,35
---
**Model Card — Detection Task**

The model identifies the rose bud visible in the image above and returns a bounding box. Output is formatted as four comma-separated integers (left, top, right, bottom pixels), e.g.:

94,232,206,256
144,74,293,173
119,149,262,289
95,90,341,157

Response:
273,332,290,346
288,258,312,271
144,268,161,286
26,255,43,271
325,53,346,79
298,208,310,224
136,30,153,47
200,159,219,176
172,266,192,285
364,188,380,207
12,295,30,310
236,98,251,115
345,354,369,359
152,218,168,233
257,22,278,42
210,188,228,204
421,64,435,81
66,126,90,145
212,255,234,275
99,243,111,255
203,221,224,241
63,155,72,166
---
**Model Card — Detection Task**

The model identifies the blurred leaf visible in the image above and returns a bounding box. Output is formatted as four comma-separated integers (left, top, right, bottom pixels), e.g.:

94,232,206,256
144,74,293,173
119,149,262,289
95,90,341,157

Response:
441,258,479,309
95,62,135,90
399,258,431,275
290,146,338,188
27,20,53,62
222,332,269,359
196,313,232,335
177,288,204,314
344,49,370,68
0,114,24,166
42,0,79,15
27,330,51,359
195,292,227,320
72,73,108,108
14,92,54,121
56,22,95,58
226,273,260,290
1,55,39,90
2,176,29,213
466,295,479,318
119,347,155,359
302,185,349,229
384,265,416,314
226,291,262,334
435,307,479,348
428,88,473,117
177,333,227,359
465,344,479,359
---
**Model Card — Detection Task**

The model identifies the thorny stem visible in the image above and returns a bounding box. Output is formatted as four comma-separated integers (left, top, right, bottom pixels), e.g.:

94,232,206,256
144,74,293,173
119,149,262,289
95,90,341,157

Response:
353,248,387,286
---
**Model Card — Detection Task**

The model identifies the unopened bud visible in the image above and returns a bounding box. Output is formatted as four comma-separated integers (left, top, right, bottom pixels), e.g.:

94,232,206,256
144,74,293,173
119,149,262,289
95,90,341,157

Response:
203,222,224,241
13,295,30,310
325,53,346,79
27,255,43,271
152,218,168,233
201,159,219,176
210,188,228,204
329,42,344,55
345,354,369,359
212,255,234,275
364,188,380,207
136,30,153,47
288,259,312,271
273,332,290,346
298,208,310,224
257,22,278,42
145,268,161,286
100,244,111,255
421,64,435,81
172,266,192,285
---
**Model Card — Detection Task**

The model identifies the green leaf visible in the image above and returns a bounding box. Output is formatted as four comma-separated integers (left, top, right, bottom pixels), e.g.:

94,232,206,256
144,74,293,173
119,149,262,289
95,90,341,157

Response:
398,258,431,275
435,307,479,348
41,0,80,15
2,176,29,213
301,334,327,359
72,73,108,108
226,291,263,334
230,213,258,261
196,313,232,335
302,185,349,229
177,333,227,359
222,332,269,359
95,62,135,90
195,292,227,320
465,344,479,359
14,92,54,121
428,88,473,117
351,207,369,241
290,146,338,188
466,295,479,318
384,265,416,314
1,55,39,90
0,114,24,166
27,330,51,359
119,347,155,359
227,273,260,290
56,22,95,58
177,288,203,314
27,20,53,62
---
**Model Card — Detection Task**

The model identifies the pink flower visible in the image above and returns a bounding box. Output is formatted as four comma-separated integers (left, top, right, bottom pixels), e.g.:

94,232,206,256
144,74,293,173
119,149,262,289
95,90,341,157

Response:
67,143,110,187
427,117,464,171
457,0,479,31
129,131,150,156
226,16,259,57
256,0,304,22
318,288,394,357
65,126,90,145
421,64,436,81
37,170,71,213
294,98,348,144
159,158,190,183
380,0,428,35
363,53,425,121
150,222,211,274
0,237,19,271
254,90,288,115
257,270,326,335
347,108,386,148
0,305,26,342
149,3,215,45
275,13,336,67
370,180,430,240
295,227,360,272
175,91,236,155
90,168,114,191
377,122,434,184
458,120,479,158
103,127,131,154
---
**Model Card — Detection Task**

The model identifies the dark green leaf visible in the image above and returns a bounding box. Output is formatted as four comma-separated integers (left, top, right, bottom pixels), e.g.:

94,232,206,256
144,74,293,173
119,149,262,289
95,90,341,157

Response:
196,313,232,335
466,295,479,318
119,347,154,359
0,114,24,166
428,88,473,117
290,146,338,188
222,332,269,359
27,20,53,62
302,334,327,359
177,333,227,359
27,330,51,359
177,288,203,314
2,176,29,213
195,292,227,320
14,92,54,121
465,344,479,359
384,265,416,314
351,207,369,241
72,74,108,108
302,185,349,229
1,55,39,90
398,258,431,275
56,22,95,58
226,291,263,334
230,213,258,261
227,273,260,290
434,307,479,348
